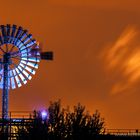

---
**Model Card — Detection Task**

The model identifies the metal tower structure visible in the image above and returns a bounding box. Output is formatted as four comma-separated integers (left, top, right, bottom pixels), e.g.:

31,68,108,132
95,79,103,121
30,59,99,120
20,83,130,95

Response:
0,24,53,119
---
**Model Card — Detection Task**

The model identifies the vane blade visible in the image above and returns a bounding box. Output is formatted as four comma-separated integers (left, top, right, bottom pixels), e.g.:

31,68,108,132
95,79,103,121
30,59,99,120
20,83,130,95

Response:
19,30,28,40
6,24,11,36
15,68,27,84
26,39,36,47
14,26,23,45
21,60,38,69
17,65,32,80
19,43,40,57
10,25,17,43
6,24,11,43
1,25,7,43
18,42,25,49
21,57,40,62
16,30,28,46
15,26,23,38
19,63,36,75
20,34,32,46
16,40,22,47
0,76,3,89
20,45,30,52
12,69,22,87
0,36,4,45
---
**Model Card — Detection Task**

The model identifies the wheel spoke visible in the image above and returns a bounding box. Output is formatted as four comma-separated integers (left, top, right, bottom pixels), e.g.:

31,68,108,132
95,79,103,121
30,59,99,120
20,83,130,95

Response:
5,44,8,52
9,45,16,53
10,56,21,61
0,46,6,53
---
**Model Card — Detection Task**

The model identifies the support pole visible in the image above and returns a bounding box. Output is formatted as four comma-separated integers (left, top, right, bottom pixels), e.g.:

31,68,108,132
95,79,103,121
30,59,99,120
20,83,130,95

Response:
2,53,9,119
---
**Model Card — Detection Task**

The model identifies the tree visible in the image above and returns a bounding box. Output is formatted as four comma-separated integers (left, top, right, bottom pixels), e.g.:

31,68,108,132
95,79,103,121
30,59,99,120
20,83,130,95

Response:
18,100,105,140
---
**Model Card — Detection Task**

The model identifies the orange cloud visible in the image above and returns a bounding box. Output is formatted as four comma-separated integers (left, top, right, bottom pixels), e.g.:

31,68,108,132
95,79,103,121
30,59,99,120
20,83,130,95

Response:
101,26,140,95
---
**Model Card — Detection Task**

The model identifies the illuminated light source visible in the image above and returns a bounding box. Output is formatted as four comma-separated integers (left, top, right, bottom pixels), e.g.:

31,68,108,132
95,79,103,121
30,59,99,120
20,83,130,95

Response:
41,110,48,120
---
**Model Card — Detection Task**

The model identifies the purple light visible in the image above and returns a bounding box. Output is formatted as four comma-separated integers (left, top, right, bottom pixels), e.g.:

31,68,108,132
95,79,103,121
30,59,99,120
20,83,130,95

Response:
41,110,48,120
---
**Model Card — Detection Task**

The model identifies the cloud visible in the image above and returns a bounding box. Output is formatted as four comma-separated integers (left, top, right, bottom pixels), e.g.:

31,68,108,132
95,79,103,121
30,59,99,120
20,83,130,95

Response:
101,25,140,95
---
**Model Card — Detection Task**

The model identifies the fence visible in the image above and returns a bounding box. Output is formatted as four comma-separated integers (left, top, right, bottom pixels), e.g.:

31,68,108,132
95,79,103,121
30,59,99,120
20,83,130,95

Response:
106,129,140,136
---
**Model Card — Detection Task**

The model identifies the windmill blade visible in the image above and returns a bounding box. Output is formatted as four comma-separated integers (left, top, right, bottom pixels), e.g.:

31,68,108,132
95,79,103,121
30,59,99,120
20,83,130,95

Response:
15,39,22,48
17,65,32,80
0,76,3,89
15,67,27,84
21,57,40,63
16,30,28,46
19,40,36,52
14,26,23,45
10,25,17,44
21,60,38,69
20,43,40,56
1,25,6,37
19,30,28,41
0,35,4,45
17,41,24,49
15,26,23,39
26,39,36,47
20,34,32,46
0,25,7,43
19,62,36,75
6,24,11,43
6,24,11,36
12,69,22,87
17,34,32,49
9,70,16,89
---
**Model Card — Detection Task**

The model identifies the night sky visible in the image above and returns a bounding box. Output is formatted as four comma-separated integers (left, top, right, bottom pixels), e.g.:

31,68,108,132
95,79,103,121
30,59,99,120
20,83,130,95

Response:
0,0,140,129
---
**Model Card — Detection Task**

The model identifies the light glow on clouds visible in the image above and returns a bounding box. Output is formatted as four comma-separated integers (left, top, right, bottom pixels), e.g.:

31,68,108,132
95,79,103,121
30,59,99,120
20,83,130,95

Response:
101,26,140,95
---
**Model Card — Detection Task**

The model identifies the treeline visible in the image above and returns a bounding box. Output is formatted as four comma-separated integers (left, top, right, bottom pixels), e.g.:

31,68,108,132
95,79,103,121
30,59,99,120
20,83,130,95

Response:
19,100,105,140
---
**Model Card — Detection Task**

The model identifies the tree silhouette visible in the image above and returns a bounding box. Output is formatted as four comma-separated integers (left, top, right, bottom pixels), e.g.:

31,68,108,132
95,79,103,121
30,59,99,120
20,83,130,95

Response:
18,100,105,140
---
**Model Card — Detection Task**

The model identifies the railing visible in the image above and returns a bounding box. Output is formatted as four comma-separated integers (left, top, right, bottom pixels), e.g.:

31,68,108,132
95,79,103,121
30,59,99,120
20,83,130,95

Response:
0,111,34,119
0,111,35,140
106,129,140,136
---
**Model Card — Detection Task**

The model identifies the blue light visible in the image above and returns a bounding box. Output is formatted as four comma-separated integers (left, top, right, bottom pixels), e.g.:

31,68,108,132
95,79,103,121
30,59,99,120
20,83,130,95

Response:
41,110,48,120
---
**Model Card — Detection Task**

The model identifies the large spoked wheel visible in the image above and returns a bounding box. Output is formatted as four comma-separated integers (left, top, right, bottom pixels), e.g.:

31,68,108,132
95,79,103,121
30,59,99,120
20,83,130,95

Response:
0,24,40,89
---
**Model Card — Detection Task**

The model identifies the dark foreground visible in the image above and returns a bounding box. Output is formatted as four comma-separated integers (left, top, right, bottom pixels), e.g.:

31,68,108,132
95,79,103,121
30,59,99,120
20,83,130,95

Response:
96,135,140,140
1,133,140,140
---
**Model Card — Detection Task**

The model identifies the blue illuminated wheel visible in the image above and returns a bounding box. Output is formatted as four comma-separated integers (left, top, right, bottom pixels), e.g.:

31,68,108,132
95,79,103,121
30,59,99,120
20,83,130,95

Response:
0,24,41,89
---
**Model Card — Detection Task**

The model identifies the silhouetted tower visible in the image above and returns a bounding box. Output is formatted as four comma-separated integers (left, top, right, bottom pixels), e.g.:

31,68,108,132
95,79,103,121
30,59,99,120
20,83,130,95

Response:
0,24,53,119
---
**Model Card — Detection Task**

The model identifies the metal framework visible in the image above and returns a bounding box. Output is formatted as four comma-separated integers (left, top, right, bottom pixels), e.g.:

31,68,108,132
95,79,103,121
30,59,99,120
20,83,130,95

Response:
0,24,53,119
